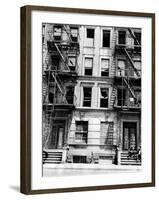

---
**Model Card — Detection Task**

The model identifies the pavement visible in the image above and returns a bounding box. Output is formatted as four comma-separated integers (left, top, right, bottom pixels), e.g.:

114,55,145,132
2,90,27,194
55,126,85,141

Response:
43,163,142,177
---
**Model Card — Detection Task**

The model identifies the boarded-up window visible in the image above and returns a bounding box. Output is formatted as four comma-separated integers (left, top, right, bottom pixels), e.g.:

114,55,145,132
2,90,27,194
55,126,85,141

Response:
85,57,93,75
101,59,109,77
100,122,114,145
75,121,88,143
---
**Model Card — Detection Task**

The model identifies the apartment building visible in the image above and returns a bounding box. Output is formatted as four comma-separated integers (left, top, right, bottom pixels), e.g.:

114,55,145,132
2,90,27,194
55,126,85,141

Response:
42,23,141,165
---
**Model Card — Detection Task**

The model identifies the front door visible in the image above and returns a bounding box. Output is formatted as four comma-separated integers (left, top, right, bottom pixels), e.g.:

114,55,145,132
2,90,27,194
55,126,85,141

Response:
123,122,137,150
51,120,65,149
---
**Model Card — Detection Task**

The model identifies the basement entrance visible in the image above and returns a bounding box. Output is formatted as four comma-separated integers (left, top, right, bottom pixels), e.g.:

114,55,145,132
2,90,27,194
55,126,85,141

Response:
123,122,137,150
51,120,65,149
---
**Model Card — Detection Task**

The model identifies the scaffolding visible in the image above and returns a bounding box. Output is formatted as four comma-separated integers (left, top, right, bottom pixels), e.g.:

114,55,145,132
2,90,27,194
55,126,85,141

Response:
114,28,141,110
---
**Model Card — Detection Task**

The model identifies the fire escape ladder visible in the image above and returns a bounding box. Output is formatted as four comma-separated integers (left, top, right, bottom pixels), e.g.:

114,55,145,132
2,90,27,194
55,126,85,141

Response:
123,78,136,99
51,72,68,104
124,48,140,77
128,28,140,46
54,43,70,71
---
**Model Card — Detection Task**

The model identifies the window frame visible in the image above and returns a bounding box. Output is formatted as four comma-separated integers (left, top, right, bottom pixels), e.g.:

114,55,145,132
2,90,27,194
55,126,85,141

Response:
83,87,92,107
75,121,88,144
100,57,110,77
84,56,93,76
99,87,109,108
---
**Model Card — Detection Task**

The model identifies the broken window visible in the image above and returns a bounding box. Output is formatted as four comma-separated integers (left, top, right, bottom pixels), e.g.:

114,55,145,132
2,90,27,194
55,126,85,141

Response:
75,121,88,144
101,59,109,77
100,122,114,145
68,56,76,71
118,30,126,45
66,86,74,104
102,30,110,47
53,25,62,40
70,27,78,42
85,57,93,76
134,32,141,45
86,28,94,46
117,88,126,106
100,88,109,108
83,87,92,107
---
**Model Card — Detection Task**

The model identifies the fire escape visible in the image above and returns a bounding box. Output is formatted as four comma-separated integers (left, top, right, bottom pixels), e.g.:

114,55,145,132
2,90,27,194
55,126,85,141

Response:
42,24,80,148
114,28,141,110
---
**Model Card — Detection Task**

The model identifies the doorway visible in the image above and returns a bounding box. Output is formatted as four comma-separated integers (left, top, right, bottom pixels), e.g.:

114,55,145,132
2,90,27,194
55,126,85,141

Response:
50,120,65,149
123,122,137,150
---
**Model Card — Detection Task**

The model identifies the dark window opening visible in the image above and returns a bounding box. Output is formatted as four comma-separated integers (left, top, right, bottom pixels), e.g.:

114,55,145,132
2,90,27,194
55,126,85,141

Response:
66,86,74,104
134,32,141,45
102,30,110,47
73,156,87,163
100,88,109,108
51,55,60,70
83,87,92,107
118,31,126,45
53,25,62,40
87,28,94,38
117,89,126,106
85,68,92,76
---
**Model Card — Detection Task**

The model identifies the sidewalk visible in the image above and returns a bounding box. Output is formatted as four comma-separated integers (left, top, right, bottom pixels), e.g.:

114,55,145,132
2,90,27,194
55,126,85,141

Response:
43,163,142,170
43,163,142,177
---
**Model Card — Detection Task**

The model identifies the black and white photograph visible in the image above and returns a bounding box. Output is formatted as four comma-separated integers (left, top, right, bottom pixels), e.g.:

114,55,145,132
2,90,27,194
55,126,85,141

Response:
42,23,142,177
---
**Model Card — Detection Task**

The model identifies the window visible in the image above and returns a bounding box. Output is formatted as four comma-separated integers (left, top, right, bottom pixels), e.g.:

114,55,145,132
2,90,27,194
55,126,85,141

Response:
100,122,114,145
85,57,93,76
73,156,87,163
53,25,62,40
83,87,92,107
102,30,110,47
66,86,74,104
87,28,94,38
51,55,60,70
75,121,88,144
101,59,109,77
100,88,109,108
117,88,126,106
134,60,141,77
118,31,126,45
68,56,76,71
86,28,94,46
70,27,78,42
134,32,141,45
42,24,45,44
117,59,125,76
